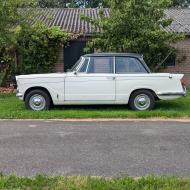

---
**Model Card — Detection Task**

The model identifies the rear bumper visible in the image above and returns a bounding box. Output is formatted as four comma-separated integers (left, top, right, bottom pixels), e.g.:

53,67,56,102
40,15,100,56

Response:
157,87,187,97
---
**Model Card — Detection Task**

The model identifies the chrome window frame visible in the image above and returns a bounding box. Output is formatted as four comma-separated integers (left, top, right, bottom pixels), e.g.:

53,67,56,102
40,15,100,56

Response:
78,57,90,73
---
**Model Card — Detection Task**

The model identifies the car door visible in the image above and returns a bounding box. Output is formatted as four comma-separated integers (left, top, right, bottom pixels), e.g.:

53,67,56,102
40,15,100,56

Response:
115,56,149,102
65,56,116,102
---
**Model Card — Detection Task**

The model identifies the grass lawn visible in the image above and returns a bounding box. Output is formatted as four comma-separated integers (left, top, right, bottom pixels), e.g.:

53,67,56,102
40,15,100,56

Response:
0,92,190,119
0,175,190,190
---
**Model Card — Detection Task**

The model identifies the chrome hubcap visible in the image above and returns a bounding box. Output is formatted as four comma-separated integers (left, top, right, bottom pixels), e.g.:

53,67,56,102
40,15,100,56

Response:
134,94,151,110
29,94,46,111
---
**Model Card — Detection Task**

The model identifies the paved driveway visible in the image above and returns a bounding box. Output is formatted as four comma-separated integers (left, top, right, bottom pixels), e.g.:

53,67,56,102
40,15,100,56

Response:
0,120,190,177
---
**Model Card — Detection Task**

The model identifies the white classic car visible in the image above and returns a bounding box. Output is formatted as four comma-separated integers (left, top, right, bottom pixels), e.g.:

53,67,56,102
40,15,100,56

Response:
16,53,186,111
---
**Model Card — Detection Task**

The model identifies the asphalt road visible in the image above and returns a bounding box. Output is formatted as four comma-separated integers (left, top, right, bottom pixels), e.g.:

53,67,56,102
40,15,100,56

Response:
0,120,190,177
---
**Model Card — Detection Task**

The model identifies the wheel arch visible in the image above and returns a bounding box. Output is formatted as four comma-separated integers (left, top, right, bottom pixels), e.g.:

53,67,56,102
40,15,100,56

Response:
24,86,53,104
129,88,159,100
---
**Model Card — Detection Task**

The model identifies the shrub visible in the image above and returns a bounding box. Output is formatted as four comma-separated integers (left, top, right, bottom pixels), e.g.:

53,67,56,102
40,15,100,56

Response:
15,24,71,74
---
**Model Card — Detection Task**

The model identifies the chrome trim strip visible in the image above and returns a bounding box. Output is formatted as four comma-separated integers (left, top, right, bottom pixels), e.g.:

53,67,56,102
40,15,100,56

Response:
113,56,116,74
86,57,90,73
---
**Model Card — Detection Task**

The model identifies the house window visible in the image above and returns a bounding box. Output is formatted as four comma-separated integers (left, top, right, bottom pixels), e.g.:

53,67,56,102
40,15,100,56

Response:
87,57,114,73
115,57,148,73
165,54,176,67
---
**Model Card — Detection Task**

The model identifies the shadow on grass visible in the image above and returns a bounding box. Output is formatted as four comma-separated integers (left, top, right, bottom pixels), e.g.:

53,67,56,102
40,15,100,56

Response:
52,104,130,111
51,100,187,111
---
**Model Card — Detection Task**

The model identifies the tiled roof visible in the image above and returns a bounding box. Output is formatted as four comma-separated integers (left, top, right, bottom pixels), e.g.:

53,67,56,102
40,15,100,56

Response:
165,8,190,35
35,8,190,35
35,8,109,35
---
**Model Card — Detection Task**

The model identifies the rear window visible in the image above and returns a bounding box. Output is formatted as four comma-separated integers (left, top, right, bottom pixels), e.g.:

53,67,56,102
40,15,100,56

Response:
116,57,147,73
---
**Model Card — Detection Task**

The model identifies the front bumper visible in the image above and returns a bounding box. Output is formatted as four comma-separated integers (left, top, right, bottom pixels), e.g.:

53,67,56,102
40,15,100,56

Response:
16,92,23,97
16,89,24,100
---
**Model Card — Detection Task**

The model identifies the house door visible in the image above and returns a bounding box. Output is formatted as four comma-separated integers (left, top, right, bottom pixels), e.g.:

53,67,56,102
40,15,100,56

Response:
64,41,93,72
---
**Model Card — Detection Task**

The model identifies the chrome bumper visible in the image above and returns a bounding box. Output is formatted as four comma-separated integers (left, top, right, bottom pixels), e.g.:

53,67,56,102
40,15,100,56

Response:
183,86,187,96
16,89,23,98
157,87,187,97
16,92,23,98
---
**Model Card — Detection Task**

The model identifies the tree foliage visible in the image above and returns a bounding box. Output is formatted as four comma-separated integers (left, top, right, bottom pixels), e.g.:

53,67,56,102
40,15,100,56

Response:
0,0,37,47
38,0,68,7
0,0,71,86
38,0,108,8
0,0,37,86
68,0,108,7
82,0,184,69
172,0,190,7
15,24,71,74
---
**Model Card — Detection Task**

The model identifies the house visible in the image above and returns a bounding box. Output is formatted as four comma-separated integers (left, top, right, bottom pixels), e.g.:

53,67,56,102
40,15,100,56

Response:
36,8,190,85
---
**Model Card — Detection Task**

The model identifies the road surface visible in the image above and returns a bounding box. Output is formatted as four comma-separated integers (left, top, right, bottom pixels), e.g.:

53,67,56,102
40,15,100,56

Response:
0,119,190,177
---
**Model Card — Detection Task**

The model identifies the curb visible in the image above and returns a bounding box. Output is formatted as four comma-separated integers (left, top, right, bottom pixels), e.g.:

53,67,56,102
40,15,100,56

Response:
0,118,190,122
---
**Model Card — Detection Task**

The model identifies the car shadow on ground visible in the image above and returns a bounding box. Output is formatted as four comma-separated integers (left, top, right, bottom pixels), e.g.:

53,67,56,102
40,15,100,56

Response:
52,104,129,110
51,100,185,111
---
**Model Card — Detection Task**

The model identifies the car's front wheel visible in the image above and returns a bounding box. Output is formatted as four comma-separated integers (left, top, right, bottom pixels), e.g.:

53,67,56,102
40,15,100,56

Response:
25,89,51,111
129,90,155,111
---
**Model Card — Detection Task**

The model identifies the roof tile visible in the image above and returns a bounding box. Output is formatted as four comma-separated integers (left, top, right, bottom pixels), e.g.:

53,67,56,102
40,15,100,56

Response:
34,8,190,35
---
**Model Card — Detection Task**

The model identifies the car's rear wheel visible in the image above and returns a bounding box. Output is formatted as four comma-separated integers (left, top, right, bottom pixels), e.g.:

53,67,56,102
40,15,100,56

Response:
25,89,51,111
129,90,155,111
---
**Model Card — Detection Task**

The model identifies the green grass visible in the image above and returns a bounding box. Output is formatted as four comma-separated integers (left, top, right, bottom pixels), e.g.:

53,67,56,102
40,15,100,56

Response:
0,175,190,190
0,92,190,119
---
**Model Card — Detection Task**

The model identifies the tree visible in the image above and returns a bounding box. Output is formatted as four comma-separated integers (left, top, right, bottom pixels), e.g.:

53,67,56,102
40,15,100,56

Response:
0,0,37,86
15,24,71,74
68,0,108,8
38,0,108,8
0,0,71,86
0,0,37,47
38,0,68,8
172,0,190,7
0,0,19,47
82,0,184,70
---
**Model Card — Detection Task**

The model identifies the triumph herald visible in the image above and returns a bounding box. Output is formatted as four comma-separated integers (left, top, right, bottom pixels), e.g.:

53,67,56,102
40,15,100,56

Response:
16,53,186,111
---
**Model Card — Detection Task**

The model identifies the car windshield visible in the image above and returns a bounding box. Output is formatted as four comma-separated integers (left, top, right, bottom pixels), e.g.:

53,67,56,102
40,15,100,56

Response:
70,57,83,72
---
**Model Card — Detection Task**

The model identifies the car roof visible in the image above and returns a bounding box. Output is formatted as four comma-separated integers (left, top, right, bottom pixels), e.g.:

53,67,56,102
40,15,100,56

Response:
83,53,143,58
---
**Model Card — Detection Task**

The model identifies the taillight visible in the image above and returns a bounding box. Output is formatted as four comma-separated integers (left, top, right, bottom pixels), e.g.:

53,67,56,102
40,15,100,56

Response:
181,79,186,86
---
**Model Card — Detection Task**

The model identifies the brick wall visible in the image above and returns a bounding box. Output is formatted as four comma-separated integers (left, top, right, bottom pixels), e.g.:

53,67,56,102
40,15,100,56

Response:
163,37,190,86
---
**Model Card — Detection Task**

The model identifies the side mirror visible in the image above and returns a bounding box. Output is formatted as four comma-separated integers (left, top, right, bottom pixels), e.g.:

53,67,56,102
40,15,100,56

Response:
74,71,78,75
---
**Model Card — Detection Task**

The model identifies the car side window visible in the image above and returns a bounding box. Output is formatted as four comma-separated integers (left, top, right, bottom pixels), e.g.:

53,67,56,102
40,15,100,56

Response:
87,57,114,74
79,58,89,72
116,57,147,73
